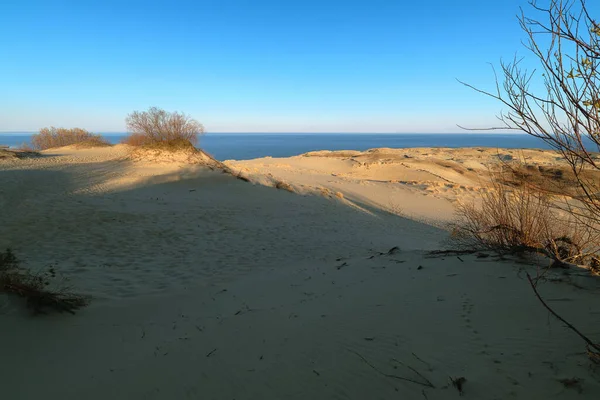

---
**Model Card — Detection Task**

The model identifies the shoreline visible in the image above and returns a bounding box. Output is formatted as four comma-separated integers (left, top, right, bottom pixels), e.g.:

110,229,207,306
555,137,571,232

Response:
2,132,592,160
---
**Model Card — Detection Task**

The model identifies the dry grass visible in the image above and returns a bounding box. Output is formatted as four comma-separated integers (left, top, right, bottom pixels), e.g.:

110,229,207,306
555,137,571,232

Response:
497,163,600,198
274,180,295,193
0,249,89,315
0,148,41,160
230,169,251,182
31,127,110,150
451,169,600,269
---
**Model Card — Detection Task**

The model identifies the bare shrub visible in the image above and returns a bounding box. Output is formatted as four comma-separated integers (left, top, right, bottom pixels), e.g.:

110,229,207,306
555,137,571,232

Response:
17,143,35,152
125,107,204,148
459,0,600,234
458,1,600,361
451,169,600,268
120,133,148,147
0,248,89,315
138,138,197,151
31,127,110,150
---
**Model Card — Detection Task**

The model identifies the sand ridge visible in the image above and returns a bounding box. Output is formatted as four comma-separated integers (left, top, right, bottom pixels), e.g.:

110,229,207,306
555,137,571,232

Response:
225,146,586,225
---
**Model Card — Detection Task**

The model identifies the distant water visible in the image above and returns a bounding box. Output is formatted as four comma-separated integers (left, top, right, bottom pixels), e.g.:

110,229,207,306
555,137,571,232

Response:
0,132,569,161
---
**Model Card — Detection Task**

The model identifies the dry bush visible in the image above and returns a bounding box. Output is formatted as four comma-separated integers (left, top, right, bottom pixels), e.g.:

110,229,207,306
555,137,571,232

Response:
460,0,600,234
458,0,600,361
31,127,110,150
17,143,35,152
451,170,600,269
0,248,89,314
124,107,204,148
0,149,39,160
120,133,148,147
497,162,600,200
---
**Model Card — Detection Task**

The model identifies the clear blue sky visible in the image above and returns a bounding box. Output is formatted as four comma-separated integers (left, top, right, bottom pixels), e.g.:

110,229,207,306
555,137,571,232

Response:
0,0,586,133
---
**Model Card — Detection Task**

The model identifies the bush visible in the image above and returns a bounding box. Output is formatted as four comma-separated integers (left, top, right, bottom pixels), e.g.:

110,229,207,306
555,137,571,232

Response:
124,107,204,148
451,168,600,268
460,0,600,241
31,127,110,150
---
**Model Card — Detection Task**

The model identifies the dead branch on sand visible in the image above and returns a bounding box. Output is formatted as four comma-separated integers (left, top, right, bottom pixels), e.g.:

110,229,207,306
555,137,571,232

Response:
526,272,600,363
0,249,89,315
348,348,435,388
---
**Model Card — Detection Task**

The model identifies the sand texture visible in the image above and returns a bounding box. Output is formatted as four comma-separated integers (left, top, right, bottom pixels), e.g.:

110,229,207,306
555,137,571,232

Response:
225,147,586,225
1,145,599,399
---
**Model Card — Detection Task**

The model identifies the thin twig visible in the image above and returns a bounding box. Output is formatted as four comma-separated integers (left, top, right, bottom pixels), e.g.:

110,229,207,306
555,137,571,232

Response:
526,272,600,354
392,358,435,388
347,349,435,388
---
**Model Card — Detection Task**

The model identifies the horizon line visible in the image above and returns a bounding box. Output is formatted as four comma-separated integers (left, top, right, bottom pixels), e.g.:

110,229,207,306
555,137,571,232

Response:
0,131,523,135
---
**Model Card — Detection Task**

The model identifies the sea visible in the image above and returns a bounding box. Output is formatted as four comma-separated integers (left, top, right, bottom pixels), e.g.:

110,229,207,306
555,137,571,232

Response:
0,132,562,161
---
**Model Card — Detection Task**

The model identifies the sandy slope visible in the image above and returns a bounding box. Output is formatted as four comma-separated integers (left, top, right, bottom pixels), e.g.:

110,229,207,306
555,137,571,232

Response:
1,146,599,399
225,147,577,225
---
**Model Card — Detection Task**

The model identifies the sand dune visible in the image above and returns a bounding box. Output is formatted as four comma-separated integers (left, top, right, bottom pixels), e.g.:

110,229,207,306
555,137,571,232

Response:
225,147,580,225
1,145,599,399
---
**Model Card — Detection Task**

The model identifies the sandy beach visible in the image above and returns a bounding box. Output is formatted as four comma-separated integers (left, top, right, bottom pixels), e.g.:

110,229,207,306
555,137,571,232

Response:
1,145,599,399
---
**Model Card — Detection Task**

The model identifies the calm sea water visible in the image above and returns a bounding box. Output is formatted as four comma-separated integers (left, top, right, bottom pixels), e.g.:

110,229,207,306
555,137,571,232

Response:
0,132,561,161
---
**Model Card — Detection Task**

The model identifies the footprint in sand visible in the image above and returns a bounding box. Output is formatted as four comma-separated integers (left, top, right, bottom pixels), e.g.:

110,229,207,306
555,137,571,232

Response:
460,295,515,380
460,295,481,342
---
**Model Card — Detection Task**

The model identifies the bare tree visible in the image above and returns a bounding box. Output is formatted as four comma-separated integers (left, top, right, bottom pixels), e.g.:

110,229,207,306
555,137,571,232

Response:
458,0,600,363
459,0,600,228
125,107,205,146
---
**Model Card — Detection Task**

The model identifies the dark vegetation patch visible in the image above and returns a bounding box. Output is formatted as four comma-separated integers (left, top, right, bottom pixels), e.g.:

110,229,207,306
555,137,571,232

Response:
0,249,89,315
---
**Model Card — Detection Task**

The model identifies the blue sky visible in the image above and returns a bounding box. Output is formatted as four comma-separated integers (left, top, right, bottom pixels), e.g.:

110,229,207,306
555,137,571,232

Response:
0,0,583,132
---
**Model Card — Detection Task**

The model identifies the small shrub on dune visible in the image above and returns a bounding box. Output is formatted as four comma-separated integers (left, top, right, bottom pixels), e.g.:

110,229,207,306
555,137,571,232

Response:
31,127,110,150
0,248,89,315
124,107,205,151
451,170,600,268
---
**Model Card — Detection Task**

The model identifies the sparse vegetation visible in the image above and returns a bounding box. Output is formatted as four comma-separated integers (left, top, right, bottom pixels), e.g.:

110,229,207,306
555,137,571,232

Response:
460,0,600,236
274,180,294,193
124,106,204,149
31,127,110,150
452,168,600,269
460,0,600,365
0,248,89,315
451,166,600,362
120,133,148,147
0,148,40,160
17,143,35,152
136,138,198,151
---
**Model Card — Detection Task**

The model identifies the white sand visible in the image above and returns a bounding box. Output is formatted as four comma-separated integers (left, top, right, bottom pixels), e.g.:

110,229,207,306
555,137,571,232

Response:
1,145,599,399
